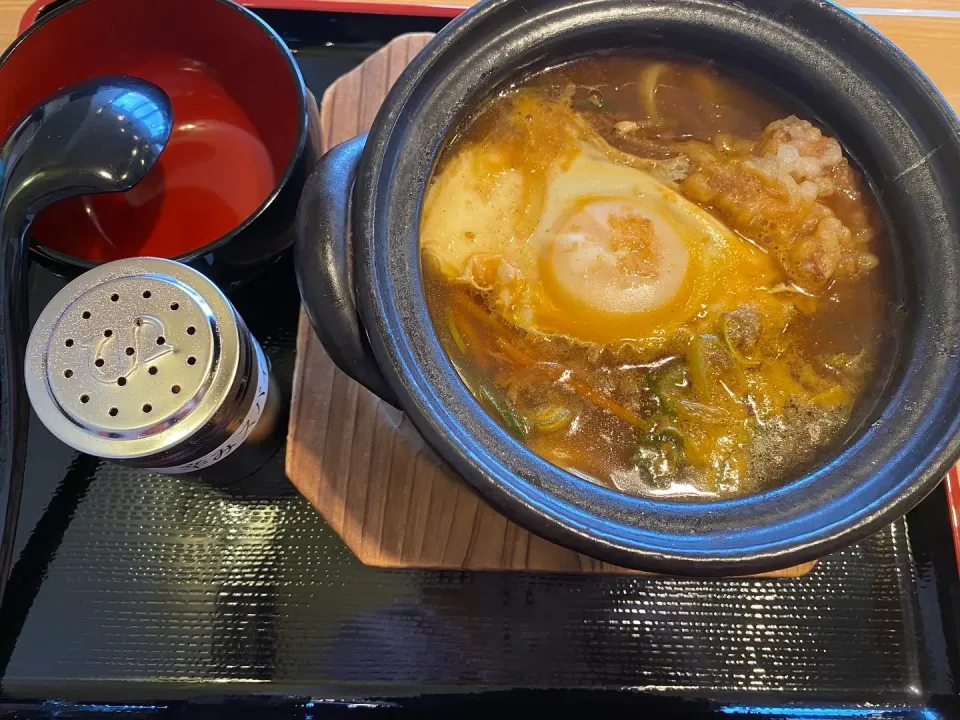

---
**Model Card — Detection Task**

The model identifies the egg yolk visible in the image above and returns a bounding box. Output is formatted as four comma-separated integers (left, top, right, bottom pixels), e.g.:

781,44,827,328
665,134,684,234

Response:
541,197,691,318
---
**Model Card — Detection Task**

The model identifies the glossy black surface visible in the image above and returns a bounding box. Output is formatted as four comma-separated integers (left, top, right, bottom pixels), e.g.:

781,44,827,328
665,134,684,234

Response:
296,0,960,574
295,132,397,404
0,76,172,603
1,9,960,717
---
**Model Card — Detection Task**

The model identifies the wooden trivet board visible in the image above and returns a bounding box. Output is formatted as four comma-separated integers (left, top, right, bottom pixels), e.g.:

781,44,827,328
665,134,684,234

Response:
285,33,815,578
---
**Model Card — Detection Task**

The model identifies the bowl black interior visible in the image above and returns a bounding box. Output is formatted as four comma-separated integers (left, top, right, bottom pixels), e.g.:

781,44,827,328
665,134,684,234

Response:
349,0,960,574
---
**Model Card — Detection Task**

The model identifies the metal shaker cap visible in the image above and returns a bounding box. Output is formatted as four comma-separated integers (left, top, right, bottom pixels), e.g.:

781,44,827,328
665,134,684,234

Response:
25,257,244,461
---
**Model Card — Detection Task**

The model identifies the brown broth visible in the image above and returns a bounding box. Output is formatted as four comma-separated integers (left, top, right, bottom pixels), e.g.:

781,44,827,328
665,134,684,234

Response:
421,55,892,500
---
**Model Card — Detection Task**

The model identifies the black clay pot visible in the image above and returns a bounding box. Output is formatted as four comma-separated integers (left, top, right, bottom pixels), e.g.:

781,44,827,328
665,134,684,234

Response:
295,0,960,575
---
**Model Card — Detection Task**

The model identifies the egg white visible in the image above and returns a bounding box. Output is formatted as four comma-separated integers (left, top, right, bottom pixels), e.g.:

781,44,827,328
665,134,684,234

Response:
421,141,784,347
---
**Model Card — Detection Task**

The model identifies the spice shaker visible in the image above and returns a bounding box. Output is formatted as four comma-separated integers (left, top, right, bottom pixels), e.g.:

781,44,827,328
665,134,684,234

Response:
24,257,284,478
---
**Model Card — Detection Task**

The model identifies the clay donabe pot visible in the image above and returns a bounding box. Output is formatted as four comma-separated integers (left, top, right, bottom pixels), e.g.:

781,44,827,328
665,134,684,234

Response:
295,0,960,575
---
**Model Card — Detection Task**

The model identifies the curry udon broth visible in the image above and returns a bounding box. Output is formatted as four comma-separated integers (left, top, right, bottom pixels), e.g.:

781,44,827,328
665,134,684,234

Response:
420,56,891,499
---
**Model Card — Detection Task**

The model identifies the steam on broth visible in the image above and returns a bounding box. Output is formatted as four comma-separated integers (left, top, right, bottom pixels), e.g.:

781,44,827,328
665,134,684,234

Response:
420,56,891,499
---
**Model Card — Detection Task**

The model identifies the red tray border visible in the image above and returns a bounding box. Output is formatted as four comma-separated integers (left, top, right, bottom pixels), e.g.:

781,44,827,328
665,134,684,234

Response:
18,0,464,34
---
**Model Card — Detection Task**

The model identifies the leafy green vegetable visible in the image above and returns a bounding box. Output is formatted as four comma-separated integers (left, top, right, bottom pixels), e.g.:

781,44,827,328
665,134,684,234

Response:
645,361,688,415
479,385,528,439
648,427,684,449
634,426,686,475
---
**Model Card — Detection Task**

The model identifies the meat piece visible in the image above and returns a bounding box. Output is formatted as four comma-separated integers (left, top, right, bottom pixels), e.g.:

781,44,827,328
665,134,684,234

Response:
786,218,843,288
723,305,761,349
753,116,844,198
676,116,878,291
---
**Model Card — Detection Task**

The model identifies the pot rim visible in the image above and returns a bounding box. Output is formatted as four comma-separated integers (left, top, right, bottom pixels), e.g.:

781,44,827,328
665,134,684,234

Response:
1,0,310,269
354,0,960,574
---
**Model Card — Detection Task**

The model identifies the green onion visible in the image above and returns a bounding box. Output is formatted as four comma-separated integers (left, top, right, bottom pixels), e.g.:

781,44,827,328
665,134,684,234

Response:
528,405,573,433
634,426,686,469
479,385,528,439
447,313,466,353
687,334,714,402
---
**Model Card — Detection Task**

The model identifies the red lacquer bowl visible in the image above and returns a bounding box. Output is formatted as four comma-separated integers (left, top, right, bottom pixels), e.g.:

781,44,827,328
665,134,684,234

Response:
0,0,318,275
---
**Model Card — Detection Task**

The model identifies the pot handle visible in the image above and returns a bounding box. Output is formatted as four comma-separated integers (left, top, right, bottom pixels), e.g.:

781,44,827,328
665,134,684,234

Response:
295,134,399,406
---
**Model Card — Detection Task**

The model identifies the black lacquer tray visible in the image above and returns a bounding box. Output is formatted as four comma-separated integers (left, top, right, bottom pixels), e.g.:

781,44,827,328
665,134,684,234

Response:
1,7,959,718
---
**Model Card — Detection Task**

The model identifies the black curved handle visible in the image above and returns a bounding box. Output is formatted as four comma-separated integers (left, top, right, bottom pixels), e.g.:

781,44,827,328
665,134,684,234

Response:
0,77,172,604
0,157,31,613
295,134,398,406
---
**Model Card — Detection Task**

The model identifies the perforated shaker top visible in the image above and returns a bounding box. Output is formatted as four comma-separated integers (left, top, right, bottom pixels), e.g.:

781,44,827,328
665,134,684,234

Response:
25,257,242,460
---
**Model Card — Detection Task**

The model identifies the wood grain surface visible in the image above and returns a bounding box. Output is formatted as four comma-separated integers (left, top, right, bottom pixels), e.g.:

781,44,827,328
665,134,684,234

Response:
0,0,31,50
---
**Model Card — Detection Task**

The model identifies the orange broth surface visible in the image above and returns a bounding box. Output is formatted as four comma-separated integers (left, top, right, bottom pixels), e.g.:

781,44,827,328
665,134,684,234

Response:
420,55,892,499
